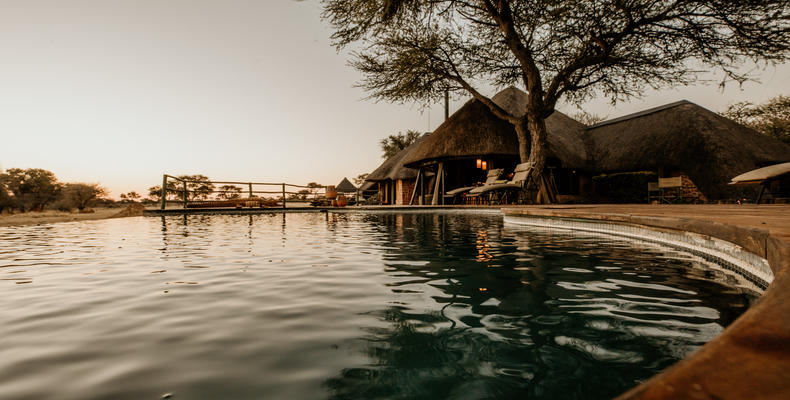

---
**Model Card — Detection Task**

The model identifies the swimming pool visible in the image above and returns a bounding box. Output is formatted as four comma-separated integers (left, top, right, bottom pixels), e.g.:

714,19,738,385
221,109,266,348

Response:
0,212,758,399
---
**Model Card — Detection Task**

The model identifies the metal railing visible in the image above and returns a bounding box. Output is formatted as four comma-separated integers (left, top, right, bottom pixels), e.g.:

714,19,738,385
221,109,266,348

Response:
159,174,328,210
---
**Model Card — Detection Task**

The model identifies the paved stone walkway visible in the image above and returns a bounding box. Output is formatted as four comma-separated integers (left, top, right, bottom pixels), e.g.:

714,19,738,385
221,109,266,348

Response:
503,204,790,244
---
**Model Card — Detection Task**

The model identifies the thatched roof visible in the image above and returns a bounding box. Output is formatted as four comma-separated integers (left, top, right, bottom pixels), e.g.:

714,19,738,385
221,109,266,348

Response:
366,133,430,182
335,177,357,193
587,101,790,198
359,180,377,192
402,87,588,168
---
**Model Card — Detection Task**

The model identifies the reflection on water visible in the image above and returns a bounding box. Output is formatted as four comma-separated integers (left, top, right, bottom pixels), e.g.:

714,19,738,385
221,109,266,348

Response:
0,213,757,399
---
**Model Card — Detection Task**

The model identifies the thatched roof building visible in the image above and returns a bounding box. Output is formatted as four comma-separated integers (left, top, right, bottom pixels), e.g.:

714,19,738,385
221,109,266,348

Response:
335,177,357,193
366,133,430,182
403,87,588,169
586,101,790,199
358,180,377,193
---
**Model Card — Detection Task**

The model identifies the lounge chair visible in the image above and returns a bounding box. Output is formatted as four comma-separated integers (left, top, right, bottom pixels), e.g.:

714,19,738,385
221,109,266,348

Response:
467,162,534,204
444,168,504,204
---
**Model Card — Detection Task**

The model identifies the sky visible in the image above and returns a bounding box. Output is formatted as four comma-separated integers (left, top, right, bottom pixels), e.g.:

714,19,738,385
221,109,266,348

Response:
1,0,788,198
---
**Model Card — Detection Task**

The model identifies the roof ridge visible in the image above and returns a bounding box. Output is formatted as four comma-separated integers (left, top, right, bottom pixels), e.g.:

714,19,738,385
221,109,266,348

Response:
586,100,694,130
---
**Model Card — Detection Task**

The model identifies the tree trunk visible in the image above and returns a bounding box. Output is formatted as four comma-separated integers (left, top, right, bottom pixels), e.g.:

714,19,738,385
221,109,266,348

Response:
515,111,555,204
515,117,531,162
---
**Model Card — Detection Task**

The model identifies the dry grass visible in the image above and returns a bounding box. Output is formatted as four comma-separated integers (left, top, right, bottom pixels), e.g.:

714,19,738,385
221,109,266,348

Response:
0,204,145,227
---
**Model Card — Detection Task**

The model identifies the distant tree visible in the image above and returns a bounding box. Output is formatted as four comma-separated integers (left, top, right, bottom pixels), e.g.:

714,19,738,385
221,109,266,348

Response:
723,95,790,145
0,181,15,213
148,175,215,202
122,191,141,202
217,185,242,200
324,0,790,202
177,175,214,200
0,168,61,211
353,173,369,186
380,130,421,159
290,189,312,201
572,111,607,127
148,182,179,202
60,183,108,211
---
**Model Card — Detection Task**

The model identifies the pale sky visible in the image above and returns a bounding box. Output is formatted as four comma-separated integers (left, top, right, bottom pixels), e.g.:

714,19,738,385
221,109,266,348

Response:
1,0,788,198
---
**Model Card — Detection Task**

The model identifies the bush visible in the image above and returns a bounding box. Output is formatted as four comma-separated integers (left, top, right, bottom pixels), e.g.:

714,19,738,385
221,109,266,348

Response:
60,183,108,211
593,171,657,203
0,168,61,211
0,183,16,213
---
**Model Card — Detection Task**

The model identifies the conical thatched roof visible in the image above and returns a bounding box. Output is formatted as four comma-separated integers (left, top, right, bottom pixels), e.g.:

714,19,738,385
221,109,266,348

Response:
402,87,588,168
335,177,357,193
366,133,430,182
586,101,790,198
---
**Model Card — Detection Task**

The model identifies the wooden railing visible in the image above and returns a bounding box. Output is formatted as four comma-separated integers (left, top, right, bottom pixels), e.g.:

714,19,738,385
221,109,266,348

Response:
159,174,327,210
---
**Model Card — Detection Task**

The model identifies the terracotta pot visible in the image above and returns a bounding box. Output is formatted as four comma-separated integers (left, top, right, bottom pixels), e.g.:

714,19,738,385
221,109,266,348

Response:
331,199,338,207
325,185,337,200
336,195,348,207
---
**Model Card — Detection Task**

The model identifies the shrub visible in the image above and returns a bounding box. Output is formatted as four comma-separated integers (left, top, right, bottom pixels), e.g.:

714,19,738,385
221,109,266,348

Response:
60,183,108,211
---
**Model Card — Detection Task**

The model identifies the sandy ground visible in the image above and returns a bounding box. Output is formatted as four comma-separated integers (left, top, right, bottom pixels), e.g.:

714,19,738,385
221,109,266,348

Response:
0,204,146,227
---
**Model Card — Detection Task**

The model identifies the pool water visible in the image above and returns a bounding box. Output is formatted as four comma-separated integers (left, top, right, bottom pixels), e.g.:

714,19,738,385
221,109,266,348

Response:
0,212,757,399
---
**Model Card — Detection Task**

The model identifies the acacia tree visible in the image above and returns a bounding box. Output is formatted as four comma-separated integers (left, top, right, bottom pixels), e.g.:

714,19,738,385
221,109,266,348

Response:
217,185,243,200
0,168,61,211
323,0,790,202
723,95,790,145
61,183,107,211
380,130,422,158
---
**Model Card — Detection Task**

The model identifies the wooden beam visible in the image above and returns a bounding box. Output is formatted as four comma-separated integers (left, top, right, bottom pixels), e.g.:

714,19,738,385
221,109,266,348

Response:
432,162,443,205
160,175,167,210
409,168,421,205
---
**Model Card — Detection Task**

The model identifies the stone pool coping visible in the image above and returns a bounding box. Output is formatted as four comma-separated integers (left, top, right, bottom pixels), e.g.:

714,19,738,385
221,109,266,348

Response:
502,205,790,400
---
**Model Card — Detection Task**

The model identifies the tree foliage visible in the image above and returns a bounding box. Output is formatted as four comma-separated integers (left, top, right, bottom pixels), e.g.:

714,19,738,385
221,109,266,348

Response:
0,180,14,213
60,183,108,211
723,95,790,145
148,175,215,202
323,0,790,202
0,168,61,211
217,185,243,200
353,173,369,186
572,111,607,127
380,130,421,158
120,191,141,202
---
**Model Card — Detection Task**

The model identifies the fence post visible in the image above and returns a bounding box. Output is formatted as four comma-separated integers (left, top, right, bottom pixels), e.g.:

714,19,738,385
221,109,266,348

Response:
182,181,188,209
161,175,167,210
282,183,286,209
248,182,253,199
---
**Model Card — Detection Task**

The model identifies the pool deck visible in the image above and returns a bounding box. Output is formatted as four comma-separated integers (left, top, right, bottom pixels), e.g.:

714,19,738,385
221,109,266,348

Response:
502,204,790,400
501,204,790,244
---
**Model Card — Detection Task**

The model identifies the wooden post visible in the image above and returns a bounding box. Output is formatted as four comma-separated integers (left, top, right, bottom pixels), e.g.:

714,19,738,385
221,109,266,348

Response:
282,183,286,209
182,180,188,209
248,182,253,198
757,184,767,204
432,162,443,205
441,166,446,205
409,169,421,205
160,175,167,210
420,167,425,205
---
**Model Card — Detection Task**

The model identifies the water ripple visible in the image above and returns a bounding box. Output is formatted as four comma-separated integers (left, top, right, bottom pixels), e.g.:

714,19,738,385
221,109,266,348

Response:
0,213,758,400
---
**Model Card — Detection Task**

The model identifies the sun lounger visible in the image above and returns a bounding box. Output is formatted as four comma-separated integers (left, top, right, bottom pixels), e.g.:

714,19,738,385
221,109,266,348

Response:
467,162,534,204
444,168,504,204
